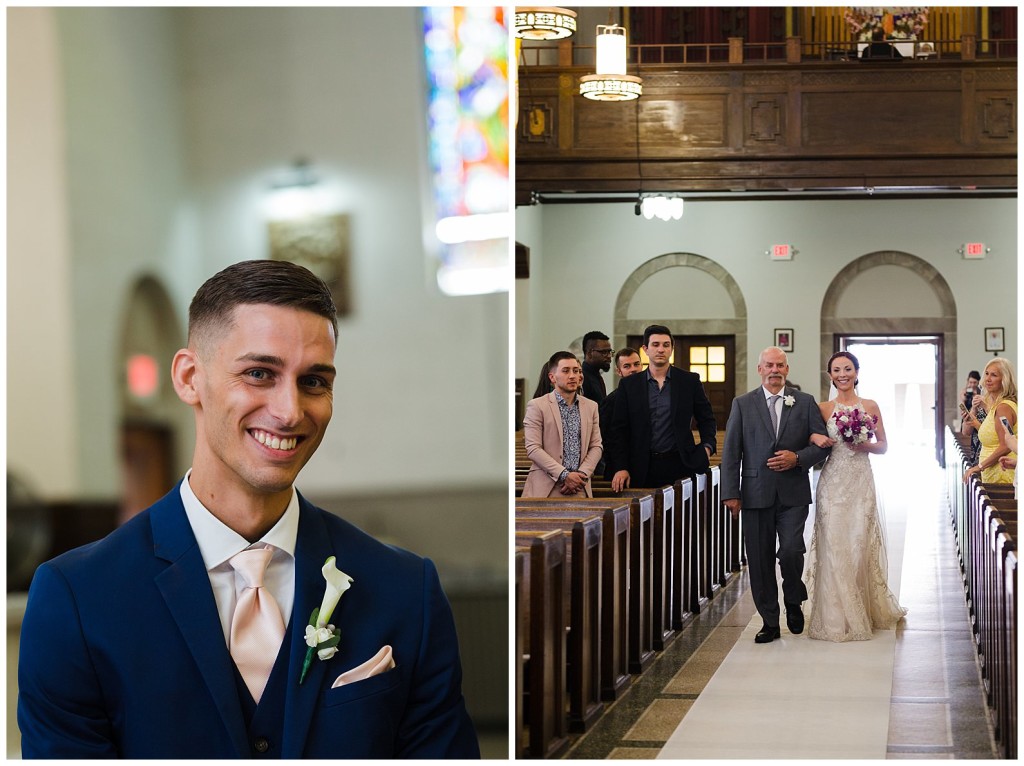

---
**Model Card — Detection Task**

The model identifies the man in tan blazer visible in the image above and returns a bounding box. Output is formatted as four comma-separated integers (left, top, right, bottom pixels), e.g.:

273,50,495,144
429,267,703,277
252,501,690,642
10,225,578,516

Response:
522,351,603,497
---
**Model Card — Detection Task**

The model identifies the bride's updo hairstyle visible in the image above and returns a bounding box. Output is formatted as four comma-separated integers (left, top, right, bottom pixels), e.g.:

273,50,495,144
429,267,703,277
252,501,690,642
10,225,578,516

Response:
826,351,860,387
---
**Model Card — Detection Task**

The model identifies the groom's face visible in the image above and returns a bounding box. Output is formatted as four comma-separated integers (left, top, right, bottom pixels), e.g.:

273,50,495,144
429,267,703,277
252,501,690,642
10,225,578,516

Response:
758,349,789,393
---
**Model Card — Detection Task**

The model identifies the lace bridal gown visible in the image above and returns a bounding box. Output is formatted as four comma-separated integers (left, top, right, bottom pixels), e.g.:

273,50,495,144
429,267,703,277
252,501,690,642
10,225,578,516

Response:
805,402,907,642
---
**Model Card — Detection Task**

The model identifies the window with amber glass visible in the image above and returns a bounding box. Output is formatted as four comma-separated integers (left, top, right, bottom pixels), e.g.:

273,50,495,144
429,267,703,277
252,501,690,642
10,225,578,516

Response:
688,345,727,384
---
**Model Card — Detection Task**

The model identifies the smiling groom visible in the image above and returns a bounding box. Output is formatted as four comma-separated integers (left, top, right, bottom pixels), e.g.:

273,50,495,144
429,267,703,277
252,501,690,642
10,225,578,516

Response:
18,260,480,758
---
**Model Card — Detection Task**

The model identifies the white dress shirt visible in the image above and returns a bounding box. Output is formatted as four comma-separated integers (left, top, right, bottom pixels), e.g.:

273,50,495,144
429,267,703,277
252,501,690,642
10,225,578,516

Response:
179,470,299,646
762,386,785,437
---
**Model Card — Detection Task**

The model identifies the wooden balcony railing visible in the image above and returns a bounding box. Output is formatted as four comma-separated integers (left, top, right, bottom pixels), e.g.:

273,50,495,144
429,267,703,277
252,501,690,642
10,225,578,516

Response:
518,35,1017,68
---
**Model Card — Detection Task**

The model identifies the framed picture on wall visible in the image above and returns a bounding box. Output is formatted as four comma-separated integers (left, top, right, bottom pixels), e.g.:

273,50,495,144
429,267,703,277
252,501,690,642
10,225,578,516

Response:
985,327,1005,353
774,328,794,352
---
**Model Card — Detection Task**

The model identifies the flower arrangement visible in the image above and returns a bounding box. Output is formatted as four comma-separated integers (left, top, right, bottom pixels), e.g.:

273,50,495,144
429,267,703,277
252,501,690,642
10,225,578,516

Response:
891,7,929,39
299,556,354,684
844,7,929,41
832,406,878,446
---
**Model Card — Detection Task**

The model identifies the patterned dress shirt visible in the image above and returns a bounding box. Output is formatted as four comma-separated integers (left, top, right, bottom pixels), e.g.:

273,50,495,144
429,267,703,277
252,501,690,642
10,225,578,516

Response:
555,391,582,482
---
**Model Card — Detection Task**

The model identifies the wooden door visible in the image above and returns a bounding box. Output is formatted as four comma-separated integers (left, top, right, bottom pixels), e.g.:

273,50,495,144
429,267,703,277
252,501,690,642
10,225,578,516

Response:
626,334,736,430
120,423,174,524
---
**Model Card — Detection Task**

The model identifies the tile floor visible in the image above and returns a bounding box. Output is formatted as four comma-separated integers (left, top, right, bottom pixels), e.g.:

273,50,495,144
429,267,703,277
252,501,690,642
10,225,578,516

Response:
562,457,1001,759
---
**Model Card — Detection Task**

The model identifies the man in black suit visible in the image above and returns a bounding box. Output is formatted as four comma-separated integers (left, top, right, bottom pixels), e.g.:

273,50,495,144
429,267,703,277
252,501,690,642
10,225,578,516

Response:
609,325,717,490
581,330,612,403
599,347,644,481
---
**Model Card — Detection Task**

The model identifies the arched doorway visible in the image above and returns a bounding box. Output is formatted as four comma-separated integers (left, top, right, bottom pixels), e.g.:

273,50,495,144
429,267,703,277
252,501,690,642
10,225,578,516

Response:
820,251,957,464
117,276,186,523
613,253,747,427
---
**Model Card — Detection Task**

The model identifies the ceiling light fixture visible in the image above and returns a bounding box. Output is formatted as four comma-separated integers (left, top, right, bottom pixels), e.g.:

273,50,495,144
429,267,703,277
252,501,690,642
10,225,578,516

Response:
579,24,642,101
641,195,684,221
514,7,577,40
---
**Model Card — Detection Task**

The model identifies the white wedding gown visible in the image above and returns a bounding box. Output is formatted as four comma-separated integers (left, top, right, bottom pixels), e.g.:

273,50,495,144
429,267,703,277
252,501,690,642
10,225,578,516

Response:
805,402,907,642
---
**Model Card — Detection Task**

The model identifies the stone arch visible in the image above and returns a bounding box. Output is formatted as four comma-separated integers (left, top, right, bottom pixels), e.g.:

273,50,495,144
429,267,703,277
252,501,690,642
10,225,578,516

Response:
613,252,748,392
819,249,958,426
117,274,188,521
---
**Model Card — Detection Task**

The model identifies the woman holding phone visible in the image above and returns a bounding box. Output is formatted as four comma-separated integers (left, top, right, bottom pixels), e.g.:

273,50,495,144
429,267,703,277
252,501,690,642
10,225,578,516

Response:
963,357,1017,484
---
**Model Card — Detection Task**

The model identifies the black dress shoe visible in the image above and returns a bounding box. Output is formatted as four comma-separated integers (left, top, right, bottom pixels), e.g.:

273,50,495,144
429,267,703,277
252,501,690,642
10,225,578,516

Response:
785,603,804,635
754,624,781,643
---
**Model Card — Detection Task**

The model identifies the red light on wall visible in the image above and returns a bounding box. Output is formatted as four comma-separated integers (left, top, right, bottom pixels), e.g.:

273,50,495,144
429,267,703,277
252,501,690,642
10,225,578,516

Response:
127,354,159,398
770,244,793,260
963,242,986,259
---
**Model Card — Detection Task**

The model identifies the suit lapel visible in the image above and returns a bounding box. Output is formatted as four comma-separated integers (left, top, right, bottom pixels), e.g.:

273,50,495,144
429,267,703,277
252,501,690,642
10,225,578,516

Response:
280,498,336,758
546,393,564,451
151,490,249,758
754,388,775,440
776,388,793,440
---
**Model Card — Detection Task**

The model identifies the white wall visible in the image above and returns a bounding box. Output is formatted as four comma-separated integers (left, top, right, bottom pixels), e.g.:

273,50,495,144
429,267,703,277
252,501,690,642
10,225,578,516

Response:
515,198,1017,398
7,8,80,497
10,8,507,500
178,7,508,494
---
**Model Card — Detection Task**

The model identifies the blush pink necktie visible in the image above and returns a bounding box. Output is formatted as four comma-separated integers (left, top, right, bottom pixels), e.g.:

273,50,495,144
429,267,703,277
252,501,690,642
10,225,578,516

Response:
229,546,286,703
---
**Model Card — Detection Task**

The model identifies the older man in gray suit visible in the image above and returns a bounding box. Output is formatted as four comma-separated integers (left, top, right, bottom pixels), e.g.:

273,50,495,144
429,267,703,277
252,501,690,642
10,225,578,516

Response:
721,347,831,643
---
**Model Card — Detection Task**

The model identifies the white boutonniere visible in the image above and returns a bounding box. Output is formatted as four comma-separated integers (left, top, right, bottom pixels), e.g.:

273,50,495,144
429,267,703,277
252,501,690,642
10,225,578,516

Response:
783,395,796,407
299,556,353,684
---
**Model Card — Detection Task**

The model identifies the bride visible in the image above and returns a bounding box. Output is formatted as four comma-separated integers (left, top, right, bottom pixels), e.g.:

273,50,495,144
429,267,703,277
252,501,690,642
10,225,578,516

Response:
804,351,907,642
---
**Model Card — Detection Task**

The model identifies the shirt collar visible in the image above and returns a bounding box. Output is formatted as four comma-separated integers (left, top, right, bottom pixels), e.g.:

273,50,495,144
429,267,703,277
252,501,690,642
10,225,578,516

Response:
647,367,672,382
554,390,578,407
179,469,300,571
762,386,786,400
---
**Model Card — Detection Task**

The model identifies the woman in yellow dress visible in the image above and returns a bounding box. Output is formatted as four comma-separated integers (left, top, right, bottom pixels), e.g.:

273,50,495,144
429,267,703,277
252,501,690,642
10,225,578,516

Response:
963,357,1017,484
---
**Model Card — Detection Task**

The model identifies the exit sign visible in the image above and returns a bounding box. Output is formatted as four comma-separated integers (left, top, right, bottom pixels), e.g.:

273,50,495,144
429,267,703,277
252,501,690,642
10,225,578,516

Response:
963,242,986,259
770,244,793,261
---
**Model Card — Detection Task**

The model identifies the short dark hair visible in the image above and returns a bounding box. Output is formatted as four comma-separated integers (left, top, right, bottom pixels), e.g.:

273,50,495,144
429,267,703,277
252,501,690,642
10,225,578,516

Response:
582,331,609,354
614,347,640,366
548,350,579,369
969,370,981,381
188,260,338,349
643,324,673,347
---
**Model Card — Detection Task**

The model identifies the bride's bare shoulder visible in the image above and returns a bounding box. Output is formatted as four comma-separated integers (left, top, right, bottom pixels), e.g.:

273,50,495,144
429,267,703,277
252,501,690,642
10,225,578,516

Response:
819,400,836,419
860,398,883,417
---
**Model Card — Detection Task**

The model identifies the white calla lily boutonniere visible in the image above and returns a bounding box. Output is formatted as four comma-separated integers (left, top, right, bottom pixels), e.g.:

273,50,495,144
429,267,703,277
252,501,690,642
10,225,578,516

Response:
783,395,796,407
299,556,353,684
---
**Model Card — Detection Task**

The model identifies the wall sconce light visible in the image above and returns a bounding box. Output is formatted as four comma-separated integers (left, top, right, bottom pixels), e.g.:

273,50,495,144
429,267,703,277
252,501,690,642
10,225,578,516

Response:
580,24,642,101
514,7,577,40
264,158,329,221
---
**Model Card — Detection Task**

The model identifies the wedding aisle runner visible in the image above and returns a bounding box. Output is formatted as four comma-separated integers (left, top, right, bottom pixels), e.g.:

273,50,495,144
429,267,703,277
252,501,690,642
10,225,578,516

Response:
658,453,913,760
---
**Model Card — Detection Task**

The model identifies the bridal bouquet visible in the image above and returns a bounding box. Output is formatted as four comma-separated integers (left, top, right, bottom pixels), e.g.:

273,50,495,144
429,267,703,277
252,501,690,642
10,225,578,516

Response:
833,407,878,446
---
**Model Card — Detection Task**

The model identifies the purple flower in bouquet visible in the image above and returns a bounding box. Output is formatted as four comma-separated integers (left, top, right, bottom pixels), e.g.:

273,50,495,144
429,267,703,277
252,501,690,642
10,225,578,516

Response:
832,406,878,446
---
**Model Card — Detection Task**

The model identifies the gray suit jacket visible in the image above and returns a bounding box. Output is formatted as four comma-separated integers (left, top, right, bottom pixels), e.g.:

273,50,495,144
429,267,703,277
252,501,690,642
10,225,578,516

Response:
720,387,830,508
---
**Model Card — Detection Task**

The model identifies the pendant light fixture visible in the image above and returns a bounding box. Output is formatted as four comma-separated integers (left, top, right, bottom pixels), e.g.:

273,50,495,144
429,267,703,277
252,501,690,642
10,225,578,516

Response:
514,7,577,40
579,23,642,101
641,195,685,221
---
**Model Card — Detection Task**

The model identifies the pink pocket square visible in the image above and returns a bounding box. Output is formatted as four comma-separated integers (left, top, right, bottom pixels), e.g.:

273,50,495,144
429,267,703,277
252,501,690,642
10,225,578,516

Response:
331,645,395,688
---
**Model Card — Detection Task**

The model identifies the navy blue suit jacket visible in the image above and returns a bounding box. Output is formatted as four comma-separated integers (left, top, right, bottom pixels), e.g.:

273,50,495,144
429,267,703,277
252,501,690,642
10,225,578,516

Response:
17,484,480,758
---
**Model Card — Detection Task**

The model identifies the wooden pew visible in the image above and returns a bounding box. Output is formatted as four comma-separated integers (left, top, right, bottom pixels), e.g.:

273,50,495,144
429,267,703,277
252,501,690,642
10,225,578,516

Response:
944,427,1017,758
520,495,656,677
519,494,656,676
515,500,632,701
515,515,604,732
514,551,524,760
1001,545,1017,759
595,485,676,650
671,478,696,630
516,532,569,759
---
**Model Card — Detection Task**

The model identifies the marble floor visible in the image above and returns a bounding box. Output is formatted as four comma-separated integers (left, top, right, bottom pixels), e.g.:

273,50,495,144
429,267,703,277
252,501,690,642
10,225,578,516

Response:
562,455,1001,759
